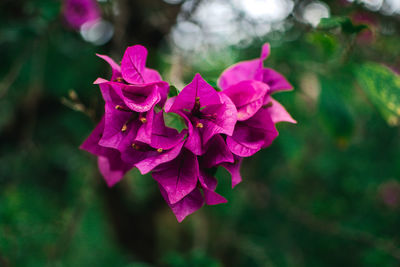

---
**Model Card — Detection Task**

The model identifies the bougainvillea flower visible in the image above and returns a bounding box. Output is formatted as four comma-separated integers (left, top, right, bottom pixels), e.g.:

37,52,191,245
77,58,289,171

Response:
93,79,156,150
120,111,188,174
217,43,296,158
80,117,132,187
165,73,237,155
93,45,169,150
97,45,169,106
63,0,100,30
218,43,292,94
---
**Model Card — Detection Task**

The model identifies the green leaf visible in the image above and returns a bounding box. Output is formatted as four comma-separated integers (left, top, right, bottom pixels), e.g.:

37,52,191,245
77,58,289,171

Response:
318,16,368,34
164,112,186,133
168,85,179,97
356,63,400,126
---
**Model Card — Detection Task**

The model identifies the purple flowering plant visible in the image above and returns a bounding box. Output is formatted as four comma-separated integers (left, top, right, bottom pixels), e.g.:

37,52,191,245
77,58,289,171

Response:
81,44,296,222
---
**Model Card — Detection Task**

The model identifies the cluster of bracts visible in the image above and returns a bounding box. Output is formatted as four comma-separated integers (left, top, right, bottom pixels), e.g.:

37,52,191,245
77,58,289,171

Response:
81,43,296,222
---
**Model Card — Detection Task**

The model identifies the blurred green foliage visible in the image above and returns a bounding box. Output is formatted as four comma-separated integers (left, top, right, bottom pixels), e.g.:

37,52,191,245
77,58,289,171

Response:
1,0,400,266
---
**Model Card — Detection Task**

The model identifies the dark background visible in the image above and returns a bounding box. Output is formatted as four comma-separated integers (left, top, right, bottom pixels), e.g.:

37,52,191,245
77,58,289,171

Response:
1,0,400,266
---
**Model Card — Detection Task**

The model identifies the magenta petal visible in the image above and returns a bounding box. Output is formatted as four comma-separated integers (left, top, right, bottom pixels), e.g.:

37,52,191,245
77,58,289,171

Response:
99,104,138,150
181,112,203,155
203,189,227,205
98,152,131,187
221,156,243,188
198,170,217,190
80,117,106,156
262,68,293,93
121,45,147,84
226,134,262,157
152,149,199,204
198,170,227,205
260,43,271,61
184,125,203,155
121,83,162,112
244,108,279,148
97,80,123,106
80,117,132,186
266,97,297,124
135,140,185,175
143,111,187,150
159,186,204,223
200,93,237,144
169,73,220,112
201,135,234,168
222,80,269,121
106,82,161,112
226,122,267,157
143,68,162,82
96,54,121,81
218,59,262,90
135,107,155,145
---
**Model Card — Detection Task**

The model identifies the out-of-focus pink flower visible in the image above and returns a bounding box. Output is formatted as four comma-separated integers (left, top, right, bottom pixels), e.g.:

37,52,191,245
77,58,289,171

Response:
379,180,400,208
63,0,101,30
352,11,377,44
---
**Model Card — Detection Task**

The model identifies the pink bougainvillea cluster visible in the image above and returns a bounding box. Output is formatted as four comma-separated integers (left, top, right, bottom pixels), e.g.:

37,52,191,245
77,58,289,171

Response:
81,43,296,222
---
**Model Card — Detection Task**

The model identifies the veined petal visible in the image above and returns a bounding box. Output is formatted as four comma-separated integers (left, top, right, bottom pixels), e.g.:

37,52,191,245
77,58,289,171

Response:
218,59,263,90
135,106,155,145
121,45,147,84
152,149,199,204
223,80,269,121
98,152,132,187
143,68,162,82
159,186,204,223
265,97,297,124
99,103,139,150
143,111,187,150
200,93,237,144
226,133,263,157
247,109,279,148
201,135,234,168
135,140,185,174
168,73,220,112
262,68,293,93
80,117,132,187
